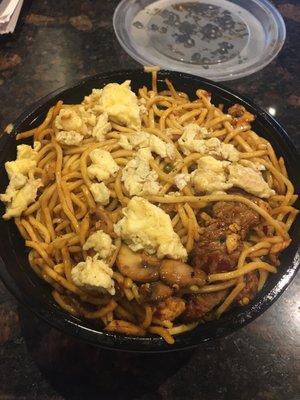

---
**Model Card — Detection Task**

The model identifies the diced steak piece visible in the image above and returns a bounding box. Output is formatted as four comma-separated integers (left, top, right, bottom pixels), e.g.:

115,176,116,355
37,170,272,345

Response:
154,297,186,322
159,202,176,218
190,243,242,274
182,290,227,322
212,202,260,238
190,201,260,274
190,218,243,274
228,104,255,125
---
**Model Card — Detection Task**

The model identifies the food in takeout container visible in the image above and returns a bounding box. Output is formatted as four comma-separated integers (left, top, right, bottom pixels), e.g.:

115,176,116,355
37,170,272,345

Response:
0,67,298,346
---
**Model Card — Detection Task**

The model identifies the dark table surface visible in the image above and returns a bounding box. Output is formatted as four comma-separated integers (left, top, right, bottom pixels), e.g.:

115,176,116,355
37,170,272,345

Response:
0,1,299,399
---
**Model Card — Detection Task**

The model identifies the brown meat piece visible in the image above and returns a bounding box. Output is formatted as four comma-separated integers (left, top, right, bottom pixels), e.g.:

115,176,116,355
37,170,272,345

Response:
42,161,56,185
182,290,227,322
154,297,186,322
139,282,173,304
190,241,242,274
159,203,176,219
190,220,242,274
228,104,255,125
236,272,259,304
212,202,260,238
191,201,260,274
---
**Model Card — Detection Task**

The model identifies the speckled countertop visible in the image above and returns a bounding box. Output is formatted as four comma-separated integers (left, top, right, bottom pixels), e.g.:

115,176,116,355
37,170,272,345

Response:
0,1,299,399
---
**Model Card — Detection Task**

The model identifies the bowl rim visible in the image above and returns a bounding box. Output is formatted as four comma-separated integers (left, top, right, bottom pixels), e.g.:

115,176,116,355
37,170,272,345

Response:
0,69,299,352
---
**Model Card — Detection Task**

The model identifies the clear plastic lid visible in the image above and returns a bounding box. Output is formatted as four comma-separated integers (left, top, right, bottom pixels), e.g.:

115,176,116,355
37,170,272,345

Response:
113,0,286,81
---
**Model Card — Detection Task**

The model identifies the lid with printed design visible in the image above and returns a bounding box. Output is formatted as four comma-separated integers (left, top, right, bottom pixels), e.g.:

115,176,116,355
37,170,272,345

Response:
113,0,286,81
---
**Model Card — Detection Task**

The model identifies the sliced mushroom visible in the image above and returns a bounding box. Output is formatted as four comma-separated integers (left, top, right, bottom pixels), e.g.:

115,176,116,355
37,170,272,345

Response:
160,260,207,288
139,282,173,304
116,244,159,283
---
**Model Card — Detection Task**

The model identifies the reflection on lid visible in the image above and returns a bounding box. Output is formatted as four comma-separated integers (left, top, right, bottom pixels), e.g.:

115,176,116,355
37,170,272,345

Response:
133,2,249,67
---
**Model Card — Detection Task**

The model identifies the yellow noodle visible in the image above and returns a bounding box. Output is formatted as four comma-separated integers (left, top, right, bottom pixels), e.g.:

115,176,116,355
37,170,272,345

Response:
25,240,55,267
151,318,173,328
208,261,277,282
168,322,198,335
52,290,79,316
83,300,117,319
27,215,51,243
258,269,269,291
21,219,39,241
142,306,153,329
148,326,175,344
114,170,129,205
216,282,245,318
115,305,136,323
189,279,237,293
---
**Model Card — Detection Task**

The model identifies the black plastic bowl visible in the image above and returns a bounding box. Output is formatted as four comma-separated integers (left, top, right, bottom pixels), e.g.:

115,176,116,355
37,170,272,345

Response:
0,70,299,352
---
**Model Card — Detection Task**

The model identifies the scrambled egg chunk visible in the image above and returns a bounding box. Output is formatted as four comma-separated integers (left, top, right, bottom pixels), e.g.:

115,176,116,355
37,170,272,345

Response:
192,156,232,194
1,178,41,219
204,137,239,162
87,149,119,181
5,144,39,178
121,148,160,196
56,130,84,146
0,144,42,219
83,230,116,260
82,88,103,113
118,134,132,150
89,182,110,205
178,123,239,162
90,112,111,142
55,106,111,145
55,105,96,145
55,81,146,144
192,156,275,198
55,106,91,135
99,81,141,129
228,164,275,198
118,131,176,159
0,173,27,202
174,173,190,190
84,81,142,130
114,196,187,260
71,255,115,295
